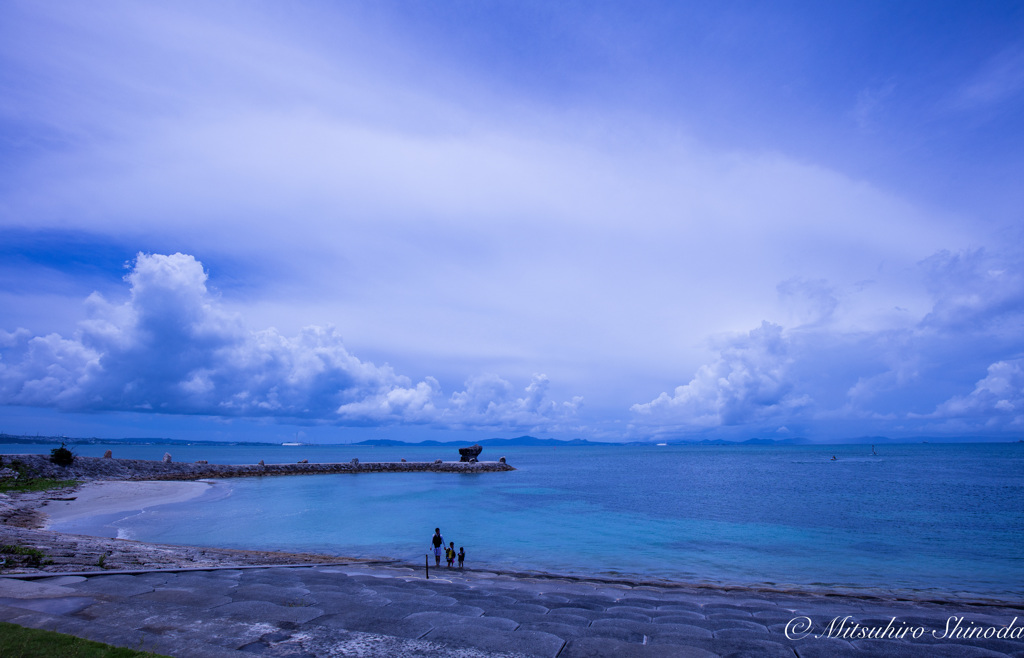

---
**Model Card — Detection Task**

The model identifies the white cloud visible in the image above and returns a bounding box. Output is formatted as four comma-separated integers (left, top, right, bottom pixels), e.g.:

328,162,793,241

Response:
631,322,810,429
631,246,1024,436
448,373,582,430
0,0,972,393
0,253,578,430
1,3,1021,441
925,360,1024,427
336,378,441,424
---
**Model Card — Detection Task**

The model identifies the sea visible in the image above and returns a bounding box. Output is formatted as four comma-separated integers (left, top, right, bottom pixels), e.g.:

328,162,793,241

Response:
4,441,1022,600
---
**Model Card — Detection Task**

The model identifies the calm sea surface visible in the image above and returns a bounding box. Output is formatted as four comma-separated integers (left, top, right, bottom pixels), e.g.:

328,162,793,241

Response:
5,442,1023,599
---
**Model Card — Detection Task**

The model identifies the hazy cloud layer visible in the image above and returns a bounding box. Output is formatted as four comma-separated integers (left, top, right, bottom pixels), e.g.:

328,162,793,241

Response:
1,2,1022,441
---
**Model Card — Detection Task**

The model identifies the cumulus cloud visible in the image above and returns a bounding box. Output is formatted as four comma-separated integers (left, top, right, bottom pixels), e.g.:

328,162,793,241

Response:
630,322,810,428
912,249,1024,429
448,373,582,430
925,360,1024,426
0,253,578,430
632,245,1024,436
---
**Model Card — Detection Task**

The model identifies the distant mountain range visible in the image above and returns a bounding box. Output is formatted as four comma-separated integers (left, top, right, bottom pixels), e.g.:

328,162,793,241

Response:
1,433,1016,447
351,436,604,447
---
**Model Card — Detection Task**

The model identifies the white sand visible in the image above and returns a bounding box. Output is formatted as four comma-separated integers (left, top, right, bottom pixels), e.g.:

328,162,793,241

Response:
41,480,211,527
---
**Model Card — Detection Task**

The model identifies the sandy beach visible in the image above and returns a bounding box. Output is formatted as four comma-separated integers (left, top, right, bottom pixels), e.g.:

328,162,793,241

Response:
41,480,212,529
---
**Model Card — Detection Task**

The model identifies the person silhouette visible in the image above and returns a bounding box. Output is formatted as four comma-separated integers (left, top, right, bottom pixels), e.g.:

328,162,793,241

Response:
431,528,444,566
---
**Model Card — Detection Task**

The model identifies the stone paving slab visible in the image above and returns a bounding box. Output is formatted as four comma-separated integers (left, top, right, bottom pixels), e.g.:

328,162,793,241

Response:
1,563,1023,657
2,604,240,657
0,594,96,615
315,610,437,639
422,625,566,657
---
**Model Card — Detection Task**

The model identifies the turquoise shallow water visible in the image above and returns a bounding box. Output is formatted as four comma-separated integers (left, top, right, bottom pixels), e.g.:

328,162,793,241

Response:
5,442,1023,598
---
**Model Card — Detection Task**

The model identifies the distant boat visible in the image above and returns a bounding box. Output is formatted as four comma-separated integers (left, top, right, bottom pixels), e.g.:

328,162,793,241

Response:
656,443,668,446
282,442,302,446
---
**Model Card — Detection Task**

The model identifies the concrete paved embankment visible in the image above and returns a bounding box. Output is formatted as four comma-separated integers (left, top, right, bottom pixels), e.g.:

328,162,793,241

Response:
4,454,514,482
4,563,1024,657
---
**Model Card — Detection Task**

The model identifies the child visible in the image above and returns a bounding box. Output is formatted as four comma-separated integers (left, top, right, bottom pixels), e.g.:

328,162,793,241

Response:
458,546,465,569
446,542,455,567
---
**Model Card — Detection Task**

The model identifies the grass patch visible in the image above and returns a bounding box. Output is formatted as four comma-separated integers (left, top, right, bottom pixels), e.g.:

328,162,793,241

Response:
0,545,47,559
0,544,52,568
0,478,79,494
0,622,169,657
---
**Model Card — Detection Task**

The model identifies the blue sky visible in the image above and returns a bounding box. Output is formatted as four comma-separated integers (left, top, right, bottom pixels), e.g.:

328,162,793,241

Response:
2,1,1023,443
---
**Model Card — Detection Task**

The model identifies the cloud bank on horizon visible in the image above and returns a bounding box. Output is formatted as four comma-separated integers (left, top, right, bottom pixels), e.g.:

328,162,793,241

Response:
0,253,580,433
1,1,1023,441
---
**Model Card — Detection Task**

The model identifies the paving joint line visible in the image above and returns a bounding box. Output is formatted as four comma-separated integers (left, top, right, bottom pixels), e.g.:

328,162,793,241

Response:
0,560,400,579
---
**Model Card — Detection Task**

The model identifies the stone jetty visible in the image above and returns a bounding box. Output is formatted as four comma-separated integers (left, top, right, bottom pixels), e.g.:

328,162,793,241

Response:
3,454,515,482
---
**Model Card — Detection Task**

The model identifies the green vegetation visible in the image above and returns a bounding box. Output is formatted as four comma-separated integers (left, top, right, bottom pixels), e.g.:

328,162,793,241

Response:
0,544,50,568
0,476,78,494
49,442,75,466
0,454,78,492
0,622,169,657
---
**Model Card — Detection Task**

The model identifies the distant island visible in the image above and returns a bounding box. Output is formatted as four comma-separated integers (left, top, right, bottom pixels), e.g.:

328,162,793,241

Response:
0,434,275,447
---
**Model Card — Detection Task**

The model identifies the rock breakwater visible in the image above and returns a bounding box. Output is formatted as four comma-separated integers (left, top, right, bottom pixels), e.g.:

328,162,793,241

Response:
4,454,514,482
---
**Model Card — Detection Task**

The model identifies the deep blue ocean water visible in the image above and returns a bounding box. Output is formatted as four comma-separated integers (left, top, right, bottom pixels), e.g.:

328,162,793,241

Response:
4,442,1022,599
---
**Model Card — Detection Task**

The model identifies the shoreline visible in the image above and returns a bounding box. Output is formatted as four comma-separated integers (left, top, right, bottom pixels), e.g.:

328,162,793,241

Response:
3,479,1022,609
41,480,212,530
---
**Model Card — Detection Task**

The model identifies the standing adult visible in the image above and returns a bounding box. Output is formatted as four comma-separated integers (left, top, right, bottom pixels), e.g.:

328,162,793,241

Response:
431,528,444,566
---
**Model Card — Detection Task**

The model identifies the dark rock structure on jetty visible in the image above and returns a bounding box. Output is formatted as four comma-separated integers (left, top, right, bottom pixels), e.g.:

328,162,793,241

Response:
4,454,514,482
458,444,483,462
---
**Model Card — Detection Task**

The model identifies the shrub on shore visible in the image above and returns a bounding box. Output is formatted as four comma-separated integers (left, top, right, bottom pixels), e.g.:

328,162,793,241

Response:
50,442,75,467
